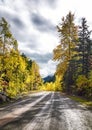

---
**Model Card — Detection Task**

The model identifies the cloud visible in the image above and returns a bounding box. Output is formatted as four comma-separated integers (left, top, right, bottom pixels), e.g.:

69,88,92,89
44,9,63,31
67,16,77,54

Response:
11,17,24,28
27,0,57,8
40,60,57,77
24,52,53,64
1,0,92,77
46,0,57,8
31,13,55,33
0,0,5,4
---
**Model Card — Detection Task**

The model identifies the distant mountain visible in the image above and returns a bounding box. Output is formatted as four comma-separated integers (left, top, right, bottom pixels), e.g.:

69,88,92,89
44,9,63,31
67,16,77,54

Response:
43,75,55,83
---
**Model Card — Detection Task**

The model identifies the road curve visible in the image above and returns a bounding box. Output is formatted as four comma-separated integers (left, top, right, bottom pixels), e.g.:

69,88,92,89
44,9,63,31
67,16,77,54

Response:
0,92,92,130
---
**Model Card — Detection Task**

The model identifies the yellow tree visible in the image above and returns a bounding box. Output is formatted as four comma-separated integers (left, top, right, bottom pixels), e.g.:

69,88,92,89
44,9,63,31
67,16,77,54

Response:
53,12,78,91
30,61,42,90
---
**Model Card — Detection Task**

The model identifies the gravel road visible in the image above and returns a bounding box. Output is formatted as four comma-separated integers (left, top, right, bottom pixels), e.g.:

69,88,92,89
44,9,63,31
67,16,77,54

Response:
0,91,92,130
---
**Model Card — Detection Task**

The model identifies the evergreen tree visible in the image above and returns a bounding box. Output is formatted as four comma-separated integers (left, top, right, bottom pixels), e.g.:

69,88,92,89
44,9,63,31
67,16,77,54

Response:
78,18,92,77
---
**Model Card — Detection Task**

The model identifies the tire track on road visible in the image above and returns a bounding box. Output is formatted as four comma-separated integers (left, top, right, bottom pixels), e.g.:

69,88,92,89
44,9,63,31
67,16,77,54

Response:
0,92,50,127
23,92,54,130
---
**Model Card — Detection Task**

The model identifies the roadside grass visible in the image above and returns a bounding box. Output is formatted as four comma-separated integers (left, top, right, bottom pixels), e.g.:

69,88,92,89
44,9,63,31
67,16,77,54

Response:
68,95,92,109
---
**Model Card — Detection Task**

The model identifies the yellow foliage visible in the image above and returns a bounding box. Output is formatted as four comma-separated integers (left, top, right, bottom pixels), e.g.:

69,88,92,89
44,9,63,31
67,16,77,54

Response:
39,76,62,91
76,75,88,89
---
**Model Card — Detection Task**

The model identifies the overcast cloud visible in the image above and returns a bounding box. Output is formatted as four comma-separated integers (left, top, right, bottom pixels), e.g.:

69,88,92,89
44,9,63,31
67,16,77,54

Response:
0,0,92,77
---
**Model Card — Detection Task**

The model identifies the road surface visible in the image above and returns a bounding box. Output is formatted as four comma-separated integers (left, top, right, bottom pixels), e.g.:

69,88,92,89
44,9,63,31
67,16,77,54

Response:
0,91,92,130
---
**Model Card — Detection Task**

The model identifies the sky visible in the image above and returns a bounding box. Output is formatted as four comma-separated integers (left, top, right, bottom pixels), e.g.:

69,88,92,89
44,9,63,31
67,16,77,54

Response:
0,0,92,77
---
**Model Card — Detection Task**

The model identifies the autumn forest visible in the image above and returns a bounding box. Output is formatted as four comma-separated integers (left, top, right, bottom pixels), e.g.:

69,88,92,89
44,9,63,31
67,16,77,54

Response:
0,12,92,101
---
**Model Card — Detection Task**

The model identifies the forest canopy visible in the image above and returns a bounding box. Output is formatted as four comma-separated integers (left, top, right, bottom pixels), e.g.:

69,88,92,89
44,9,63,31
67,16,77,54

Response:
0,11,92,99
53,12,92,98
0,17,42,98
